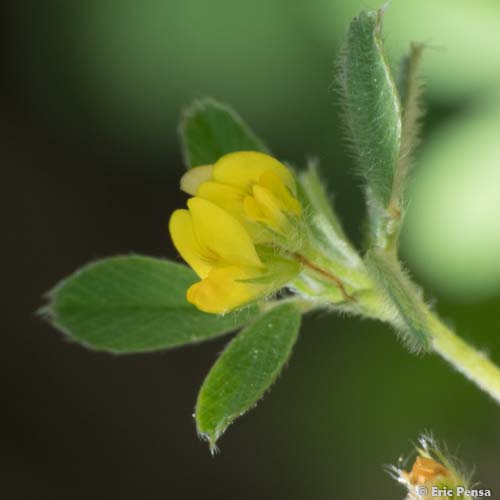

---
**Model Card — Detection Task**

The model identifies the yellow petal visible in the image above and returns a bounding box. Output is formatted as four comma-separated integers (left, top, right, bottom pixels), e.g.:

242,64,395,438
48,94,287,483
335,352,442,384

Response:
196,181,247,220
186,265,266,313
187,197,263,269
247,185,288,232
197,181,271,244
243,195,266,222
258,171,302,215
213,151,295,193
180,165,214,195
168,209,214,278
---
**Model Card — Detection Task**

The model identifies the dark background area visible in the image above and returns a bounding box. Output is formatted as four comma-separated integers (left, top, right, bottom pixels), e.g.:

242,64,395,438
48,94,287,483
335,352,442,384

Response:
3,1,500,498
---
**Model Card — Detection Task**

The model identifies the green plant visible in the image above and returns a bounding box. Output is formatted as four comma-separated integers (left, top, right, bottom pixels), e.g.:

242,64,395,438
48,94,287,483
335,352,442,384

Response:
41,7,500,455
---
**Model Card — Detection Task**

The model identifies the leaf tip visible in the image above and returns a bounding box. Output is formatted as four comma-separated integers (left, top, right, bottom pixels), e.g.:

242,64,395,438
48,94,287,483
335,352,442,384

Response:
379,0,392,16
35,303,52,322
196,425,222,455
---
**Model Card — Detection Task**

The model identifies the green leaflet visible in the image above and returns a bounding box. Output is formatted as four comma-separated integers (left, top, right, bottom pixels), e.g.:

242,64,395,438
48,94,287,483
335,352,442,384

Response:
195,303,301,452
42,256,257,354
366,251,431,353
179,97,269,168
337,9,402,209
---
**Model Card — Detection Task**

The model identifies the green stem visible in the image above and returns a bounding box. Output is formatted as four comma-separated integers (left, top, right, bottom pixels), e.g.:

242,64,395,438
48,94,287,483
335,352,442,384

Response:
295,178,500,404
307,254,500,404
362,249,500,404
427,312,500,404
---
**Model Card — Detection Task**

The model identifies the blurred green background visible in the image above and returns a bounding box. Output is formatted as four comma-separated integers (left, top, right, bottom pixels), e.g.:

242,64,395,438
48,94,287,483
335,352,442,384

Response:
3,0,500,498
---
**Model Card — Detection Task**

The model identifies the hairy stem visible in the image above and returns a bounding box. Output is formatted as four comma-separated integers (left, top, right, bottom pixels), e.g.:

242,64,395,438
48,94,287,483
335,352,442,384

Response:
427,312,500,404
300,225,500,404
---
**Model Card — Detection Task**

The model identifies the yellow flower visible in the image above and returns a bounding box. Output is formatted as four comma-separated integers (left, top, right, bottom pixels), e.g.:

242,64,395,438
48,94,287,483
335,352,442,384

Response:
169,197,298,313
180,151,302,244
169,152,305,313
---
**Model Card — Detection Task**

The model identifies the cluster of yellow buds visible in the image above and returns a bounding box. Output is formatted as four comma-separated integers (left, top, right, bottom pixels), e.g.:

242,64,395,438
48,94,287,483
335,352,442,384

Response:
169,151,305,313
